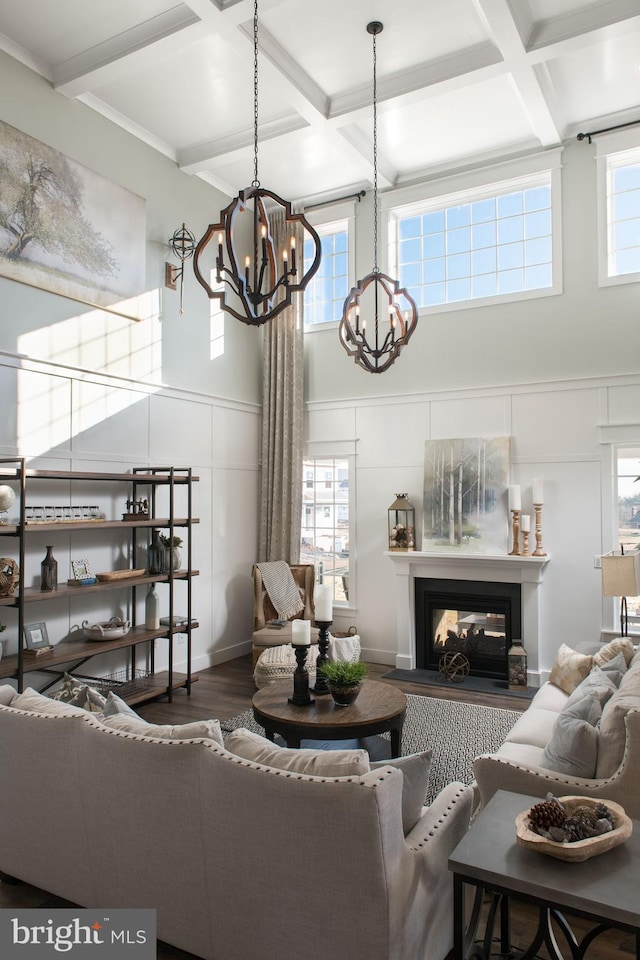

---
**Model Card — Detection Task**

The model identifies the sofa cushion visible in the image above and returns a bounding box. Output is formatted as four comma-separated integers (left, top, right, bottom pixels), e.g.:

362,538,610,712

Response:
528,682,568,713
593,637,635,669
100,713,224,745
504,707,561,749
596,658,640,778
50,673,106,713
12,687,88,716
225,727,370,777
564,665,617,709
495,741,548,767
548,643,594,694
371,751,432,834
0,684,16,706
540,695,601,777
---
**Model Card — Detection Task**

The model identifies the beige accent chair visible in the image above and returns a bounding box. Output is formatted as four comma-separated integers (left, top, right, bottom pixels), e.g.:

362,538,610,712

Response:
251,563,319,666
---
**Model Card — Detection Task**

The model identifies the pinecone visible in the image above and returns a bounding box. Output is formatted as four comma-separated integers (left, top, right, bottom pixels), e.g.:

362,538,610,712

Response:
594,802,614,824
528,798,566,832
564,816,597,841
570,805,599,827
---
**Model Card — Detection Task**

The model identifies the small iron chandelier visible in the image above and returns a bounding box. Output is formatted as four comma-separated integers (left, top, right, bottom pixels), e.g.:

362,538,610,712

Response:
193,0,322,326
339,22,418,373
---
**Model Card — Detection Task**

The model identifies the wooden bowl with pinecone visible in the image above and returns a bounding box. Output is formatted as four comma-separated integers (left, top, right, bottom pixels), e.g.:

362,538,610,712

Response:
515,795,632,862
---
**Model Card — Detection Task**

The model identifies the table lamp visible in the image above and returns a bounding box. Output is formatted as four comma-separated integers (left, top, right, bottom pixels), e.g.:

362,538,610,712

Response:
601,549,640,636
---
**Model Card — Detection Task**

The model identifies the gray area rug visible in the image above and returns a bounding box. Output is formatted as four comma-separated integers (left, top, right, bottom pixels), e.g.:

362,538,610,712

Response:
221,693,521,806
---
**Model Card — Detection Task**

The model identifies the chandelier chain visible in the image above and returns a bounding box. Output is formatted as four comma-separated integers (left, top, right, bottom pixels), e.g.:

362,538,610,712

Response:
372,28,379,273
252,0,260,188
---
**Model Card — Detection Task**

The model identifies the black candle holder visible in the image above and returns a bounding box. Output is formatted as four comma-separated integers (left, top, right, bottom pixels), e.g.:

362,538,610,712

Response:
312,620,333,694
288,644,315,706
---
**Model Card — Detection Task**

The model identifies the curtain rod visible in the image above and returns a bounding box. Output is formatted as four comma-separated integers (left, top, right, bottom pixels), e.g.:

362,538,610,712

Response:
304,189,366,212
577,118,640,144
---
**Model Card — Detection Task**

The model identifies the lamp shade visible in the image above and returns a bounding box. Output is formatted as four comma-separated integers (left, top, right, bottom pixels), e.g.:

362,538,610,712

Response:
601,551,640,598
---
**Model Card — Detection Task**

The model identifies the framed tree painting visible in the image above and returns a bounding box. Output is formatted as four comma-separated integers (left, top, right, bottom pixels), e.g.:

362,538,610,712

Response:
423,437,510,553
0,119,146,320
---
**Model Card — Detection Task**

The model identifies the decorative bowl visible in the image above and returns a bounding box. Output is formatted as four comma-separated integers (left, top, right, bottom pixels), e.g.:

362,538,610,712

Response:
515,795,632,862
82,617,131,641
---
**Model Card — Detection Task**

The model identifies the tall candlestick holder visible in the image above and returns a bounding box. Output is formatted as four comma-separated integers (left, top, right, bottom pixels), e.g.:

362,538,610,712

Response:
532,503,547,556
312,620,332,694
509,510,521,556
288,645,315,706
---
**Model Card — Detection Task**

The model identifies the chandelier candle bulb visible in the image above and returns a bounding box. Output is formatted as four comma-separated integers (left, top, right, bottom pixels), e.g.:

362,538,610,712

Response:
315,584,333,622
291,619,311,646
508,485,521,512
533,479,544,504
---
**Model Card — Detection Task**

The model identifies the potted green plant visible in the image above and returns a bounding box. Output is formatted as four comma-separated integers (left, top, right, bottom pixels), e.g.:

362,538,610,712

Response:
159,534,183,571
319,659,367,706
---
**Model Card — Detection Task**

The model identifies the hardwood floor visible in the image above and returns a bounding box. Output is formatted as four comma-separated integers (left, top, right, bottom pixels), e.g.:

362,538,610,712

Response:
1,657,634,959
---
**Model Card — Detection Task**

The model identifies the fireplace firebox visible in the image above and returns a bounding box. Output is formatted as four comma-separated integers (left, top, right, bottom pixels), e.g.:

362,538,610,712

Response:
415,578,522,680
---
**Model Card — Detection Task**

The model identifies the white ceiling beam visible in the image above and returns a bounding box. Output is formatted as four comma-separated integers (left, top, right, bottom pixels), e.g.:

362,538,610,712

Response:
528,0,640,53
337,126,395,190
178,115,309,172
53,9,208,97
472,0,562,146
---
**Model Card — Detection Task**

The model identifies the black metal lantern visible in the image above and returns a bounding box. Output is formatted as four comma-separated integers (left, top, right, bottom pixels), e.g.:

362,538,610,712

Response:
508,640,528,690
388,494,415,551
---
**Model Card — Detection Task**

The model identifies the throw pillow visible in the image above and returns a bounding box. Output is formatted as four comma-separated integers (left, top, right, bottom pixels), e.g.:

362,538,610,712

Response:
371,750,432,834
99,712,224,745
98,691,141,719
540,694,602,778
596,658,640,778
548,643,594,695
596,651,627,687
50,673,106,713
564,665,617,710
0,684,16,706
593,637,635,669
225,727,370,777
12,687,88,717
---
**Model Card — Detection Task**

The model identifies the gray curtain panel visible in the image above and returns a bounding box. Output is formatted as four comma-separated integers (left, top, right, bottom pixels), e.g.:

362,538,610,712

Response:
258,210,304,563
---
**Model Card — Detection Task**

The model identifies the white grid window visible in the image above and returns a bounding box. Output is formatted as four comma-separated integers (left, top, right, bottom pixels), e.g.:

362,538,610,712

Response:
300,457,349,605
615,446,640,624
608,149,640,279
304,220,349,326
392,173,554,309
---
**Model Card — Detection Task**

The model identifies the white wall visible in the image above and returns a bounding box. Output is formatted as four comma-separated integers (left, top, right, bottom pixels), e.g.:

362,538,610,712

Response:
305,139,640,679
0,51,263,675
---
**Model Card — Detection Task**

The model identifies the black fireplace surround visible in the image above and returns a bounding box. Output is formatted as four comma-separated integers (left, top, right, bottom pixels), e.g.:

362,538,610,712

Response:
415,577,522,680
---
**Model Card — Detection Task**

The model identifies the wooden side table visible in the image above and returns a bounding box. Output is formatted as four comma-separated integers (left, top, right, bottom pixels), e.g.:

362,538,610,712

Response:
449,790,640,960
252,679,407,757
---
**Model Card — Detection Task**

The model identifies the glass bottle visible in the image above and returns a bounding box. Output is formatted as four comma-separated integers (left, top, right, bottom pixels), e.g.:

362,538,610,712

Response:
148,530,164,574
145,583,159,630
40,545,58,591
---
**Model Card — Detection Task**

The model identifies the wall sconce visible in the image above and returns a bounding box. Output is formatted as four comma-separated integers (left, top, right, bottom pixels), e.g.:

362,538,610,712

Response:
165,223,196,315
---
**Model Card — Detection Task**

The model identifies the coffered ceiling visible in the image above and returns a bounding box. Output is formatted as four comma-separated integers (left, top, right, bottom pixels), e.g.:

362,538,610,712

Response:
0,0,639,204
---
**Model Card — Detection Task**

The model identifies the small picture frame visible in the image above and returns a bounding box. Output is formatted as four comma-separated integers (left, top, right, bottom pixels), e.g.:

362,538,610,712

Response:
71,559,92,581
24,621,50,650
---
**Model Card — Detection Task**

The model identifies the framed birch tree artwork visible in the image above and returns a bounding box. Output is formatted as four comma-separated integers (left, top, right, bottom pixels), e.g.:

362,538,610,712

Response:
423,437,510,553
0,119,146,319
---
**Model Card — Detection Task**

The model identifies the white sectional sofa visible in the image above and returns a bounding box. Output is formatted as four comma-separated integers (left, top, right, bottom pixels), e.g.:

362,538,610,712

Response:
0,684,473,960
473,639,640,818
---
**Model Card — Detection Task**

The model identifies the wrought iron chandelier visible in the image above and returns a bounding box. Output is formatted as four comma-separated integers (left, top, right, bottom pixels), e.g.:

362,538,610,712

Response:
192,0,322,326
339,22,418,373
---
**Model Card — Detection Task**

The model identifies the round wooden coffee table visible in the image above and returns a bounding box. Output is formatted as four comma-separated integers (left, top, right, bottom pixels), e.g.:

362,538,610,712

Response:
252,679,407,757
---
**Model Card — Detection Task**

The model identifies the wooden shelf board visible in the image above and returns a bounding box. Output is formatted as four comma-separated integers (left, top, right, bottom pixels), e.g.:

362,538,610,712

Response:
0,623,200,680
0,518,199,535
0,469,199,483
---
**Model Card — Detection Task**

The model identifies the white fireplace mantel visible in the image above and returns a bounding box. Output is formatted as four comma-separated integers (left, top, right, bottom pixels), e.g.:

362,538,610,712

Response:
385,551,550,682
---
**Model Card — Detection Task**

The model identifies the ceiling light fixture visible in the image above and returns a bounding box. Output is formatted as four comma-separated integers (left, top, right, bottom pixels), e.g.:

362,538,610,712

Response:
192,0,322,326
339,22,418,374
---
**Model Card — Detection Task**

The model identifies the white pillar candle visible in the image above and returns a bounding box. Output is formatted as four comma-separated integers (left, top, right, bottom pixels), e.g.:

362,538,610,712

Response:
291,619,311,646
315,584,333,621
521,514,531,532
532,479,544,504
508,485,521,512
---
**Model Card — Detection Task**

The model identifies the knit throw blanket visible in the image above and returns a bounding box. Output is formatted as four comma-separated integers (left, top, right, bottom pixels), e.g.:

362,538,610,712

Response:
257,561,304,621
